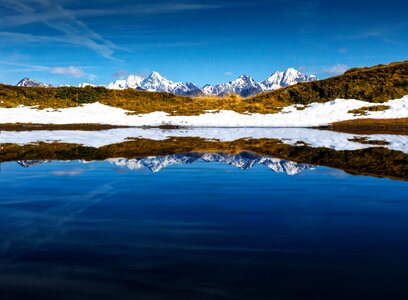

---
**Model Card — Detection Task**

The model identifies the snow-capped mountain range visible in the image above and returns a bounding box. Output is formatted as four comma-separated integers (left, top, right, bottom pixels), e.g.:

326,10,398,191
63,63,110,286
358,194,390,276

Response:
16,78,52,88
259,68,318,91
202,75,263,97
15,68,318,97
106,68,317,97
203,68,317,97
107,72,202,96
16,152,315,175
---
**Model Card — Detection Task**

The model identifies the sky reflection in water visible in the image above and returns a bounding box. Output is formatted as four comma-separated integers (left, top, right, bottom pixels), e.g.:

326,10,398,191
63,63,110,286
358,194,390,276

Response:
0,155,408,299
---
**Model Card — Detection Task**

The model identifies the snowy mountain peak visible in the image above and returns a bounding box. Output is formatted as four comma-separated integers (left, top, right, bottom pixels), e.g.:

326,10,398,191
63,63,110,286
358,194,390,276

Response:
238,74,252,80
286,67,299,73
259,68,318,92
126,75,144,87
203,74,262,97
149,71,163,79
104,67,317,97
106,72,202,96
107,74,144,90
16,78,52,88
237,75,258,85
141,72,174,92
203,68,318,97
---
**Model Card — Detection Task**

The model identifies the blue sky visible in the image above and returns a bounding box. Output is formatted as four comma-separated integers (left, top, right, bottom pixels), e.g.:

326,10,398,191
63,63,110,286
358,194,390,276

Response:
0,0,407,86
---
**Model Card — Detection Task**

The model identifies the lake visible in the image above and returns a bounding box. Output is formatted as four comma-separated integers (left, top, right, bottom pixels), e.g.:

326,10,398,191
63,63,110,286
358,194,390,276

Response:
0,128,408,299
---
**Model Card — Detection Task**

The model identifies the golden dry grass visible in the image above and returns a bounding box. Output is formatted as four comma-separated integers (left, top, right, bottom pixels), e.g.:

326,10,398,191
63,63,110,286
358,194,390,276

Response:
326,118,408,135
0,85,286,115
348,105,390,116
331,118,408,127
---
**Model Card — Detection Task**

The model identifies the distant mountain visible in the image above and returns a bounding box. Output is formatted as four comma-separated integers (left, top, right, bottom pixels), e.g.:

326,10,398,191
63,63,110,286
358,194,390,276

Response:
16,69,316,97
16,78,52,88
259,68,318,92
203,68,317,97
140,72,203,96
107,72,203,96
106,69,318,97
107,152,315,175
203,75,263,97
107,74,144,90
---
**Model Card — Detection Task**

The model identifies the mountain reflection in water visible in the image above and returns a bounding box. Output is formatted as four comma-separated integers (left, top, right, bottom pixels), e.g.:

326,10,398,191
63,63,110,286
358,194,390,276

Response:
3,130,407,180
16,152,315,175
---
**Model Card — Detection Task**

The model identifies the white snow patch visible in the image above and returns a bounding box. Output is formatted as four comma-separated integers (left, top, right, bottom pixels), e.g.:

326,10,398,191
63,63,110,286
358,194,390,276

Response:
0,96,407,127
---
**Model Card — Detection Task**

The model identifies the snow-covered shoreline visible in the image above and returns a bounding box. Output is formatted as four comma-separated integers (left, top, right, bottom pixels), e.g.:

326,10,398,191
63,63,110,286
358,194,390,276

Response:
1,96,408,127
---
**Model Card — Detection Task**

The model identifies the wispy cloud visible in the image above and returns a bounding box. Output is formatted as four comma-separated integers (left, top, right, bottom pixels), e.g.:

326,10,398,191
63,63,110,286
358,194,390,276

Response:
0,31,115,56
0,0,242,59
113,69,130,79
126,41,207,50
338,48,348,54
323,64,349,75
0,61,96,80
298,66,308,72
50,66,95,80
0,0,121,59
339,22,408,46
72,2,236,18
224,71,234,76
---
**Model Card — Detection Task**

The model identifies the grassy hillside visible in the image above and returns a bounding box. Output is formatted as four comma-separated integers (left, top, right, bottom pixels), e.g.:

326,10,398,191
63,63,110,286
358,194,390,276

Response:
1,61,407,115
0,85,285,115
327,118,408,135
252,61,408,105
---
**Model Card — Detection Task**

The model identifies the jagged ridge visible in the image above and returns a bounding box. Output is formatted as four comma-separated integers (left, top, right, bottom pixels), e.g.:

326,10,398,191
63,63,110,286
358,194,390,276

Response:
16,68,317,97
105,68,318,97
107,72,202,96
16,78,52,88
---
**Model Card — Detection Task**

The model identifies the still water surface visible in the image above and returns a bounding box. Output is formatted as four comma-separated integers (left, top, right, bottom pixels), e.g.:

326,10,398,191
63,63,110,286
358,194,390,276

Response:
1,158,408,299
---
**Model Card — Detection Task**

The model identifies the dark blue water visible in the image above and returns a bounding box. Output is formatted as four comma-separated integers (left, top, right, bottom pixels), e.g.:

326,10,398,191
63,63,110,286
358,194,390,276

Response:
1,160,408,300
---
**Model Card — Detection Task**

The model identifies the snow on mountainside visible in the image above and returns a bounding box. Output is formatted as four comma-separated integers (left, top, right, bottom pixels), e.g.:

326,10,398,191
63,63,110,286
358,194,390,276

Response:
259,68,318,92
107,75,144,90
203,68,317,97
140,72,202,96
107,152,315,175
15,68,317,97
203,75,263,97
106,68,317,97
16,78,52,88
107,72,202,96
